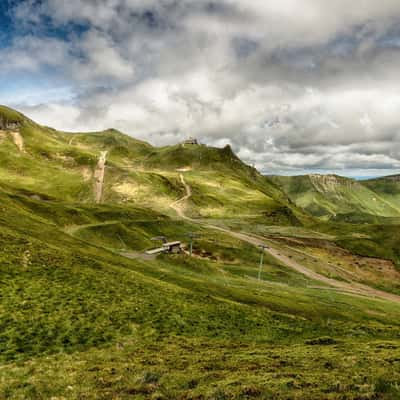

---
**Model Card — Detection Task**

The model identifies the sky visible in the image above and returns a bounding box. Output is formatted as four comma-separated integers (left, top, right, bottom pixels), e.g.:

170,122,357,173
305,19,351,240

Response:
1,1,400,177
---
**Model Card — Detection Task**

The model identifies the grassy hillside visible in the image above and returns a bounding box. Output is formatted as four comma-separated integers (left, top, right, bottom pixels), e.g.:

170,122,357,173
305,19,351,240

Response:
1,105,400,398
362,175,400,211
0,105,299,222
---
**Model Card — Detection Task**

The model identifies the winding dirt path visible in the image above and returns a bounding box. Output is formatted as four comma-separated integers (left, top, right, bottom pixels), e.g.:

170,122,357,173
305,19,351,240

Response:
210,228,400,303
171,177,400,303
170,174,192,218
94,151,108,204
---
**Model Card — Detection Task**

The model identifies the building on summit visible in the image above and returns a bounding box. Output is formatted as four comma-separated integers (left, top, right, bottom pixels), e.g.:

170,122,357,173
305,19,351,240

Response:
182,137,199,146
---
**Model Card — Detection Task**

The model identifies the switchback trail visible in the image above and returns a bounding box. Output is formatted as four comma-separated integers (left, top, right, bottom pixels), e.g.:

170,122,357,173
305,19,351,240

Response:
170,174,192,218
173,177,400,304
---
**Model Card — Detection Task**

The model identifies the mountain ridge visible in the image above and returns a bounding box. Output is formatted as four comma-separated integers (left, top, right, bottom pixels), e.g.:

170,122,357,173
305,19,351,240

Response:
0,105,301,223
3,104,400,224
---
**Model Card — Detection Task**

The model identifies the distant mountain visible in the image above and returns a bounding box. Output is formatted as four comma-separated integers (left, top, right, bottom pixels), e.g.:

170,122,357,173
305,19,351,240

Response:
269,173,400,222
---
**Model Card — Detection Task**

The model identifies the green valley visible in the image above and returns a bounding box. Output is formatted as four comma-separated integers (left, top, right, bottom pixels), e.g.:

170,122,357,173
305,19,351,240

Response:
1,106,400,399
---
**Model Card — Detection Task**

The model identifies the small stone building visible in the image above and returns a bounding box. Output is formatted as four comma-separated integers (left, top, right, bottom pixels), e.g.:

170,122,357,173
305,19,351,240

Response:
182,137,199,145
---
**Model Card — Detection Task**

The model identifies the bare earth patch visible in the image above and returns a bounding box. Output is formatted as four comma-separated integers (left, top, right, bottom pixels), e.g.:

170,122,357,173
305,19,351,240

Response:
113,182,139,198
264,236,400,296
9,131,25,153
304,245,400,289
94,151,107,203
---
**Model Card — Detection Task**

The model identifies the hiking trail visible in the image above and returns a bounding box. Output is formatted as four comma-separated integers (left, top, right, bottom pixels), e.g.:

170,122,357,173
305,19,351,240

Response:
170,174,192,218
94,151,108,203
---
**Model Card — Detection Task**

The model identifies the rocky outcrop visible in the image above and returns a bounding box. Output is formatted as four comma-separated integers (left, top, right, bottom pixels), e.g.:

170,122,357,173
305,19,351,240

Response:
0,116,21,130
309,174,356,193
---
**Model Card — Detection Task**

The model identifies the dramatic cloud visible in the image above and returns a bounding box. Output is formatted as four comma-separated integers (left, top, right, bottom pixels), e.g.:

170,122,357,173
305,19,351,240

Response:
2,0,400,176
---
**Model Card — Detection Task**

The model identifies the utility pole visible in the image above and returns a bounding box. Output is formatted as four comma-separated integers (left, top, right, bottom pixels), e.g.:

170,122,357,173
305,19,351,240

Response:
258,244,268,281
186,232,199,256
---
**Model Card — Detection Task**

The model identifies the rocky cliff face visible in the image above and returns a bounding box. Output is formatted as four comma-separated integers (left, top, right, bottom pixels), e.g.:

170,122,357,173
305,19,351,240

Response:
0,117,21,130
309,174,357,193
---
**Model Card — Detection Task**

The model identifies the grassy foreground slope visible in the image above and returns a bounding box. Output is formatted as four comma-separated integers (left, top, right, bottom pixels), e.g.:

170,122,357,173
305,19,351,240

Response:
2,180,400,399
1,106,400,398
